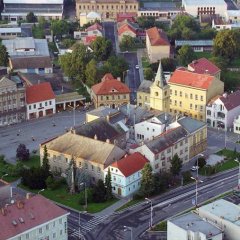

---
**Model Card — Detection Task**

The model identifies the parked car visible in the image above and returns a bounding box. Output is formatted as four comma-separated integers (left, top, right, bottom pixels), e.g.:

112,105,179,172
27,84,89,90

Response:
135,65,139,69
191,166,199,171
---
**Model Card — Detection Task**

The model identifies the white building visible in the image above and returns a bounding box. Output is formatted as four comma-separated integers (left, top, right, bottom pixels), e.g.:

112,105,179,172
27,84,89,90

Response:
233,115,240,134
104,152,148,197
26,82,56,120
198,199,240,240
206,91,240,130
134,113,173,143
0,194,69,240
0,27,21,39
168,212,223,240
182,0,227,17
2,0,64,22
225,10,240,23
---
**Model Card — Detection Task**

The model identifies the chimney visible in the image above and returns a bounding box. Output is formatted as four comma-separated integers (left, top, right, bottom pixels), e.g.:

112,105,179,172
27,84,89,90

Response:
26,192,31,200
205,69,209,74
94,134,98,140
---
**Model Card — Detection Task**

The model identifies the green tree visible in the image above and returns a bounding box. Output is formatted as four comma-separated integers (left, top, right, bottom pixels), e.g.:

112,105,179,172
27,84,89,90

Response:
16,144,30,161
26,12,37,23
119,35,135,51
140,163,154,197
41,145,50,174
170,154,182,176
177,45,196,66
213,29,240,61
105,168,113,200
90,36,112,61
161,58,177,72
144,68,154,80
51,20,70,37
0,45,9,66
92,179,107,203
85,59,98,87
196,157,206,169
38,17,47,28
209,56,228,71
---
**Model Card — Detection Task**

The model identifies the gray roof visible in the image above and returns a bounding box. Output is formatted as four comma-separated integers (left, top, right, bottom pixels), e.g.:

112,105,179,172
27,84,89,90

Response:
175,40,213,47
146,126,188,154
137,80,152,93
87,106,119,118
2,37,50,57
44,132,126,166
155,112,174,124
74,118,123,142
169,212,222,237
178,117,206,134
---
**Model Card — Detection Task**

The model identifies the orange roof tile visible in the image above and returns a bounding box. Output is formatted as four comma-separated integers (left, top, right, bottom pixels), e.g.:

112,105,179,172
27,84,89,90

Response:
110,152,149,177
118,24,136,36
26,82,55,104
91,74,130,95
84,35,97,45
169,69,215,89
86,22,103,32
146,27,170,46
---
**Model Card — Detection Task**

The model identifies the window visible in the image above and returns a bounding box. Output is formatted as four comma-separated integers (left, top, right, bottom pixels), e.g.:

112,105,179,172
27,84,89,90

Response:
39,228,42,233
26,233,29,239
179,101,182,107
200,96,203,101
33,104,36,109
29,105,31,110
200,106,203,112
190,94,193,99
155,163,159,169
175,90,177,96
155,92,158,96
64,222,67,233
195,105,198,111
53,233,56,238
123,95,126,99
190,104,192,109
195,95,198,100
180,91,182,97
185,147,188,152
60,230,63,235
78,162,82,167
92,165,94,171
45,101,47,106
174,100,177,106
106,96,109,100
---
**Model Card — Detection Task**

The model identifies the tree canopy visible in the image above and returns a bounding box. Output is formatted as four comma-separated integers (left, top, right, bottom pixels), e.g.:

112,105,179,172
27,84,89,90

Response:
177,45,196,66
26,12,37,23
170,154,182,176
105,168,113,200
0,45,9,66
85,59,99,87
140,163,155,197
16,144,30,161
51,20,70,37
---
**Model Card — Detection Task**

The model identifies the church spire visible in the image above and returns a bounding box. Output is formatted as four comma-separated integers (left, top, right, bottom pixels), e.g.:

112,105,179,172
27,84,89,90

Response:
154,61,166,88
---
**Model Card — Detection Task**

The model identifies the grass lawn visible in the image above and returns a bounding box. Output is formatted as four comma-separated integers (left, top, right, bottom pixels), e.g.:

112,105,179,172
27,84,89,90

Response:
19,183,118,213
0,159,19,182
194,52,212,59
142,57,150,68
152,221,167,231
115,198,143,212
23,155,40,168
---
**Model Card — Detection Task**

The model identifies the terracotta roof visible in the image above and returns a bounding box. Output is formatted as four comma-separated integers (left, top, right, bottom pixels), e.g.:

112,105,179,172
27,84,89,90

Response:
91,74,130,95
188,58,220,75
220,91,240,111
26,82,55,104
10,56,52,70
86,22,102,32
117,12,137,23
146,27,170,46
110,152,148,177
118,23,136,36
84,35,97,45
0,195,69,240
169,69,215,89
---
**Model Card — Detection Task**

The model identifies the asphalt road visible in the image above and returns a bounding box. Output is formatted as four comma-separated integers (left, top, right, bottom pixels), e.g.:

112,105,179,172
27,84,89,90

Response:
103,22,117,52
85,168,238,240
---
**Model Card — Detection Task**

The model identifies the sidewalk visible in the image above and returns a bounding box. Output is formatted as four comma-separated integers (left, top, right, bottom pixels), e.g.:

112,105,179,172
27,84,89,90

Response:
93,196,131,217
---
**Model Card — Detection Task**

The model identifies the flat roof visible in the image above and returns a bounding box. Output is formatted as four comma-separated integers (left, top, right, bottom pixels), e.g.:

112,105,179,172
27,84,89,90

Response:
175,40,213,46
0,27,21,33
183,0,226,6
199,199,240,226
4,0,63,4
170,212,222,237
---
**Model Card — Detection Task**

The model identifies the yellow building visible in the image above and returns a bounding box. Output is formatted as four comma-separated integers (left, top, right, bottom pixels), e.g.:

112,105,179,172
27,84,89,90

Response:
146,27,170,63
168,68,224,121
150,62,170,112
91,73,130,108
76,0,139,20
137,80,152,108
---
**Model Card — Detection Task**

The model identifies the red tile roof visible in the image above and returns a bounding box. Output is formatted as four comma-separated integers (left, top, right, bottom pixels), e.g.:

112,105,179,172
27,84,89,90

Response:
118,23,136,36
110,152,149,177
0,195,69,240
169,69,215,89
117,12,137,23
188,58,220,75
91,74,130,95
26,82,55,104
84,35,97,45
220,91,240,111
146,27,170,46
86,22,103,32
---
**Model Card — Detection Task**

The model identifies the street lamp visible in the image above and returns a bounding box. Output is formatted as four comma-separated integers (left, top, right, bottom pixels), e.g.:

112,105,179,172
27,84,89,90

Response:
191,177,203,207
68,104,80,127
80,182,87,210
145,198,153,229
196,153,204,180
234,159,240,189
37,189,45,194
1,173,8,180
124,225,133,240
78,210,87,237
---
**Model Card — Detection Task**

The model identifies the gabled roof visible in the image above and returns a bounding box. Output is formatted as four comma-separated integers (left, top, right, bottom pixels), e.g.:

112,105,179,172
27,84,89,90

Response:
0,195,68,240
26,82,55,104
0,76,16,89
169,69,215,90
84,35,97,45
86,22,102,32
188,58,220,75
146,27,170,46
91,74,130,95
178,117,206,134
118,23,137,36
110,152,148,177
219,91,240,111
137,80,152,93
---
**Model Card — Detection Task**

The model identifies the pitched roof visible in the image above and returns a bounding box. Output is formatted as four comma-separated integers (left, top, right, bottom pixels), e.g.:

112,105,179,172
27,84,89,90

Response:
86,22,102,32
43,132,126,166
188,58,220,75
84,35,97,45
145,126,188,154
177,117,206,134
137,80,152,93
110,152,148,177
0,76,16,88
118,23,137,36
116,12,137,22
10,56,52,69
0,195,69,240
74,118,122,142
91,74,130,95
146,27,170,46
153,61,167,88
26,82,55,104
169,69,215,90
220,91,240,111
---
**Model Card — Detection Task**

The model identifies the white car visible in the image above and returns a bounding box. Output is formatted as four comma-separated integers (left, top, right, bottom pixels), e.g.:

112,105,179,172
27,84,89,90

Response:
191,166,199,171
135,65,139,69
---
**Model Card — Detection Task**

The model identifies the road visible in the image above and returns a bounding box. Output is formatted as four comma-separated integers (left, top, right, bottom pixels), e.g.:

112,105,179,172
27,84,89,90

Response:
0,110,87,163
84,168,238,240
